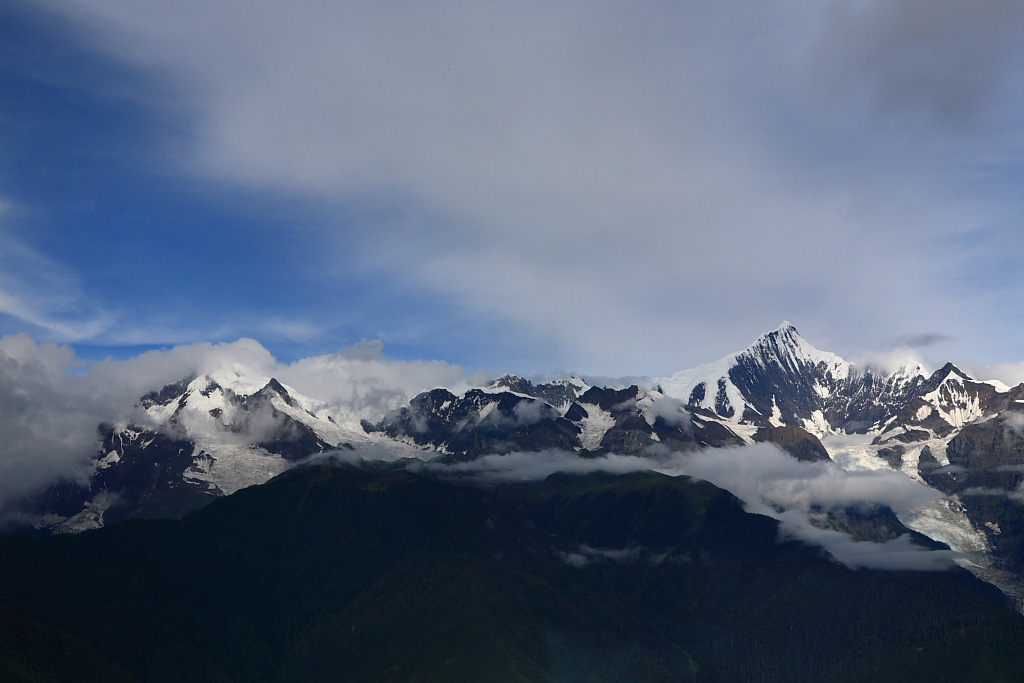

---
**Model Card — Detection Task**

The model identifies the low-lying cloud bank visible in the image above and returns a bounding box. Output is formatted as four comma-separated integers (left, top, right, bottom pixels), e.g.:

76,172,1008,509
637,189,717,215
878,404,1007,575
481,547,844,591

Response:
385,444,959,572
558,544,672,569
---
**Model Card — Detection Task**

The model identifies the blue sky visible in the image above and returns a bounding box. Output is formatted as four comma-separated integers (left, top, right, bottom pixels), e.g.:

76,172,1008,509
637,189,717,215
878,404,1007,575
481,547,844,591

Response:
4,0,1024,377
1,2,536,368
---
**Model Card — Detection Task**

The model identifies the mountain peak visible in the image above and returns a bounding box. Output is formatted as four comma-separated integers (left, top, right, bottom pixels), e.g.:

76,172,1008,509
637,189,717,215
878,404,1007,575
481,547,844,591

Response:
748,322,801,350
758,321,808,346
659,323,852,429
934,361,972,382
741,323,847,374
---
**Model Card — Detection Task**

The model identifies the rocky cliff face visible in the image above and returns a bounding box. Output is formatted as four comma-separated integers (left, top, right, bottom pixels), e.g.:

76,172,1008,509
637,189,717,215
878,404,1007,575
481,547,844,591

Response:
364,387,583,461
365,381,747,462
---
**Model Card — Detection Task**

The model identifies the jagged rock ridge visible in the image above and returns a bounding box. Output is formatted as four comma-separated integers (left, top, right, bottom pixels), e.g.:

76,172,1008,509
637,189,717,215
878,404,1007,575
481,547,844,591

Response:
659,322,1011,442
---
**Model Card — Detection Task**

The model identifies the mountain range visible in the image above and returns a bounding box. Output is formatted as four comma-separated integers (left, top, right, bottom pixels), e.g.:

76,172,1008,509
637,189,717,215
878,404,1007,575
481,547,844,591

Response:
4,323,1024,679
14,324,1024,570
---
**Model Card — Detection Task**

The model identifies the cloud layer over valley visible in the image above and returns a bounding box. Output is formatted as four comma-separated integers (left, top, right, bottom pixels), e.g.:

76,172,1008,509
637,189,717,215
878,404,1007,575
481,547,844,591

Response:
363,443,960,572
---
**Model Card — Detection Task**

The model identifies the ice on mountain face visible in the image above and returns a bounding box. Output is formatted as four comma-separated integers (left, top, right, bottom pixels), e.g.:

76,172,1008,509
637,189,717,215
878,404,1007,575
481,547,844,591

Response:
659,324,1018,449
824,434,892,472
723,420,759,442
903,496,990,556
578,405,616,451
753,323,851,382
484,375,587,413
54,491,120,534
661,362,747,420
817,430,998,579
922,379,986,430
802,410,829,437
183,444,290,496
202,366,270,397
823,430,954,476
95,450,121,470
816,430,1013,591
659,356,733,410
67,370,397,524
768,398,784,427
636,391,693,430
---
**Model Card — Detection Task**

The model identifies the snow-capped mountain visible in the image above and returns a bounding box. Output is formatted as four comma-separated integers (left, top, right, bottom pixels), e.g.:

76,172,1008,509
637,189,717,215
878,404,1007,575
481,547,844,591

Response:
136,368,368,465
657,322,1009,440
25,369,382,532
363,382,749,462
13,321,1024,603
660,322,854,429
654,323,1024,596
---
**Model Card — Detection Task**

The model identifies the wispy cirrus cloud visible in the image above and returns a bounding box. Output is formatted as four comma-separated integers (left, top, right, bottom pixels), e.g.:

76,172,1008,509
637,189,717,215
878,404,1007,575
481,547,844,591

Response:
0,225,115,343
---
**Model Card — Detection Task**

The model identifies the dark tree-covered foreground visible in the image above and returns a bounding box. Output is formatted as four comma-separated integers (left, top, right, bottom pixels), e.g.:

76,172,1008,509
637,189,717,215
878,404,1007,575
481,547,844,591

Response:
2,464,1023,682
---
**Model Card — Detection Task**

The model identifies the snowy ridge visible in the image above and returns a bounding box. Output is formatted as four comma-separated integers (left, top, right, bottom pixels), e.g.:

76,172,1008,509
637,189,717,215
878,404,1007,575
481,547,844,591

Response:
919,366,997,431
657,322,1010,440
658,323,853,428
132,371,385,496
659,353,746,417
141,370,372,448
741,322,850,382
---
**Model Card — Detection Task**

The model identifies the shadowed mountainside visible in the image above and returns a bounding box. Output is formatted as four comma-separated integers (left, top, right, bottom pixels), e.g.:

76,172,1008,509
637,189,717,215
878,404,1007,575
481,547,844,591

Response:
2,465,1024,682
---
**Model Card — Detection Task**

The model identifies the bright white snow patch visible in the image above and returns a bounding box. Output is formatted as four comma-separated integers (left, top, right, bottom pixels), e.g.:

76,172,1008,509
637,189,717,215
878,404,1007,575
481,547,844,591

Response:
802,410,830,437
578,405,616,450
769,398,784,427
183,443,290,496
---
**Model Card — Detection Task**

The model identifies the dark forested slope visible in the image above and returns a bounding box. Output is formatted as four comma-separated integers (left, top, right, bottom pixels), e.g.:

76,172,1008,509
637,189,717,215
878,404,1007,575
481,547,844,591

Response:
1,465,1023,682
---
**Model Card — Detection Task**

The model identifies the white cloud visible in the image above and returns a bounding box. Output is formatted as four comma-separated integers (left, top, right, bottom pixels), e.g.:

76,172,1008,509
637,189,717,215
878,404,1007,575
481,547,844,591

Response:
511,399,558,426
30,1,1024,374
86,336,482,424
644,396,692,431
279,340,486,421
1002,412,1024,434
816,0,1024,126
849,347,931,377
664,444,943,518
961,486,1024,504
557,545,663,569
965,361,1024,388
0,335,111,506
774,510,960,572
